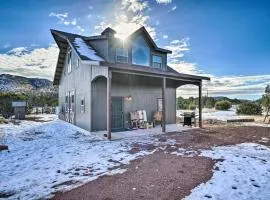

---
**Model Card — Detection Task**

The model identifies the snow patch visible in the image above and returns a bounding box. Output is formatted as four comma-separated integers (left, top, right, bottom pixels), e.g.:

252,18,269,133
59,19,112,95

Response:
185,143,270,200
0,119,177,199
73,38,104,61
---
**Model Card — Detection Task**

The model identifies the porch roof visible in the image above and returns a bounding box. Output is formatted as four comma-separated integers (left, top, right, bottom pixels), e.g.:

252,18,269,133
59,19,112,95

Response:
102,62,210,83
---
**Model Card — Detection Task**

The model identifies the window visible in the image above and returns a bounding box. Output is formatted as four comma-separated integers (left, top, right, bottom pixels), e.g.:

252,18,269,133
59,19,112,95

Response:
71,91,75,112
80,97,85,113
76,58,80,68
67,50,72,73
116,47,128,63
152,55,162,69
157,98,163,111
132,36,150,66
65,92,69,112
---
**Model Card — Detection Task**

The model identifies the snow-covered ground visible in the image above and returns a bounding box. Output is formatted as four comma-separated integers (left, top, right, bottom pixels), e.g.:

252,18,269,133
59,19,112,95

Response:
177,108,238,121
177,108,269,123
0,116,181,199
184,143,270,200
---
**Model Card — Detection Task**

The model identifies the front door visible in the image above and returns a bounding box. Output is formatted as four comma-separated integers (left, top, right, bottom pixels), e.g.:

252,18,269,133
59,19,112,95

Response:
111,97,124,132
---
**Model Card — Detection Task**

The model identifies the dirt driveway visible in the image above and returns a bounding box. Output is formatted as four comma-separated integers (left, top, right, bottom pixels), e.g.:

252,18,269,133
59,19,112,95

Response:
53,126,270,200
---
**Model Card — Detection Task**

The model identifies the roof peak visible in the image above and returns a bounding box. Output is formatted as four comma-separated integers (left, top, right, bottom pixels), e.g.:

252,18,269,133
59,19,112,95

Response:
101,27,116,37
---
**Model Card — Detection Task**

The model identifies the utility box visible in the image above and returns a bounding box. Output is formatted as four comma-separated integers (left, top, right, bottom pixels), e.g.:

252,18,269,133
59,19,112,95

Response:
12,101,27,120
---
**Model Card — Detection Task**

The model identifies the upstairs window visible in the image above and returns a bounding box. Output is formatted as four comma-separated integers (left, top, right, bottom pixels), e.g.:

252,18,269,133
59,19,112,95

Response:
67,50,72,73
116,47,128,63
152,55,162,69
80,97,85,113
132,36,150,66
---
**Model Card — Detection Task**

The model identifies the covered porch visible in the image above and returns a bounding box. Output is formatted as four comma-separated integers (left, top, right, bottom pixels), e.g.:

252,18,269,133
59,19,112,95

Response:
92,64,209,139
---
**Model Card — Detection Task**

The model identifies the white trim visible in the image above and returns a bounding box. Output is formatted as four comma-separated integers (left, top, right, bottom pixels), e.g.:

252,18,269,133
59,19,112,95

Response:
81,60,100,65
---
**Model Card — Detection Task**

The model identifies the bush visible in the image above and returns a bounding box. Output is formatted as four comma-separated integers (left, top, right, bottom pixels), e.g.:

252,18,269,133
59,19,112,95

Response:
215,100,232,111
237,102,262,115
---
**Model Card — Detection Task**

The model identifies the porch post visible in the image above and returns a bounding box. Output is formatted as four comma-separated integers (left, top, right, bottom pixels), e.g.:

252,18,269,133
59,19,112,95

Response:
198,81,202,128
107,70,112,139
162,77,166,132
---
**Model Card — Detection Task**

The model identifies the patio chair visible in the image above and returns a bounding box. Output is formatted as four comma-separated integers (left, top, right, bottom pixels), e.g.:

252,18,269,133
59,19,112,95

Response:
130,111,139,129
183,112,196,127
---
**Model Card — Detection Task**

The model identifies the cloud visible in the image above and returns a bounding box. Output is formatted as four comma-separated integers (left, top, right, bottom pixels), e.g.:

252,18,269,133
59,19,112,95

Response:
93,0,156,40
177,75,270,99
0,46,58,80
171,6,177,11
121,0,148,12
165,37,270,100
163,35,168,39
88,5,93,9
156,0,172,4
166,38,190,62
49,12,82,33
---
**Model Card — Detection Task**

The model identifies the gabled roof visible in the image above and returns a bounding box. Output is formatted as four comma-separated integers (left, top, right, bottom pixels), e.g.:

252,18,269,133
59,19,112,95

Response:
51,29,104,61
127,26,172,54
51,27,209,85
51,29,105,85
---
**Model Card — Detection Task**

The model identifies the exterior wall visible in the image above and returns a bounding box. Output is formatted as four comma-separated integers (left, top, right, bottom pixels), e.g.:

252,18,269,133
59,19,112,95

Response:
58,48,92,131
91,76,107,131
14,107,26,119
111,73,176,129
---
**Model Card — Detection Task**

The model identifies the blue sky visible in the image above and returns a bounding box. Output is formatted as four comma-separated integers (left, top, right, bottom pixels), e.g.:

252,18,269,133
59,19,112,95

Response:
0,0,270,99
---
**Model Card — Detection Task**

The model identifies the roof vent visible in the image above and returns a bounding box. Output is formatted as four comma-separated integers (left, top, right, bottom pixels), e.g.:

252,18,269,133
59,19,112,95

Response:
101,27,116,38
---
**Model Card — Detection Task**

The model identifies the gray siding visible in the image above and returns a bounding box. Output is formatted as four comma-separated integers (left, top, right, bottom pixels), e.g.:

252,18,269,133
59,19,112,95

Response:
57,45,176,132
58,48,92,131
111,73,176,129
91,76,107,131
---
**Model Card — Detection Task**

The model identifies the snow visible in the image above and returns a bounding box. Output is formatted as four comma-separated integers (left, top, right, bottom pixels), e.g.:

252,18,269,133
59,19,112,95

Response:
0,117,183,199
177,108,269,123
93,124,193,140
177,108,239,122
6,47,29,56
73,38,104,61
202,109,238,121
185,143,270,200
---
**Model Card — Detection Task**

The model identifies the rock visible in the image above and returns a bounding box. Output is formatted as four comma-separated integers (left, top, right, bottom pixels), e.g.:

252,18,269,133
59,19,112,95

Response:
0,145,8,151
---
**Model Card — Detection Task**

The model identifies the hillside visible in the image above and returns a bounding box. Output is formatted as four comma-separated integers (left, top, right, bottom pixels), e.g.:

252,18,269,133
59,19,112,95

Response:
0,74,56,93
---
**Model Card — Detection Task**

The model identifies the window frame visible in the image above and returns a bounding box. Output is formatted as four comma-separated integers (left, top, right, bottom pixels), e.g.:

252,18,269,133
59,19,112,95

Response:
115,47,128,63
157,98,163,112
80,97,85,113
152,55,162,69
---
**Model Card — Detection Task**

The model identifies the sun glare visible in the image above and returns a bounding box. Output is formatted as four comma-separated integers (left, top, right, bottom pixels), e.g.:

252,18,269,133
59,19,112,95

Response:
114,22,141,41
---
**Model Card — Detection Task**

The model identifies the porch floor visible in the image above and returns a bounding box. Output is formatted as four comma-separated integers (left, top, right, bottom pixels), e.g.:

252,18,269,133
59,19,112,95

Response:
92,123,196,140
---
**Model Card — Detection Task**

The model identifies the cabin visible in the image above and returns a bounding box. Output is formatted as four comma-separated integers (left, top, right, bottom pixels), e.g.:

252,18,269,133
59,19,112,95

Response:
51,26,210,139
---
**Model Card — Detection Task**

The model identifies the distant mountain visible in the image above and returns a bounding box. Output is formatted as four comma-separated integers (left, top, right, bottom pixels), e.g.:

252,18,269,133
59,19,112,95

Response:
6,47,29,56
0,74,56,93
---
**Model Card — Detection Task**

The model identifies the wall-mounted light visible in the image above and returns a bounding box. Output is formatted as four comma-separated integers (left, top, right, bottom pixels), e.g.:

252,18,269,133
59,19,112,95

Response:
125,95,132,101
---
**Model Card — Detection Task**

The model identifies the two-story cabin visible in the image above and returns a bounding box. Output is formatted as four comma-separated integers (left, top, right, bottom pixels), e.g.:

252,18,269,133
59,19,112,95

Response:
51,26,210,139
